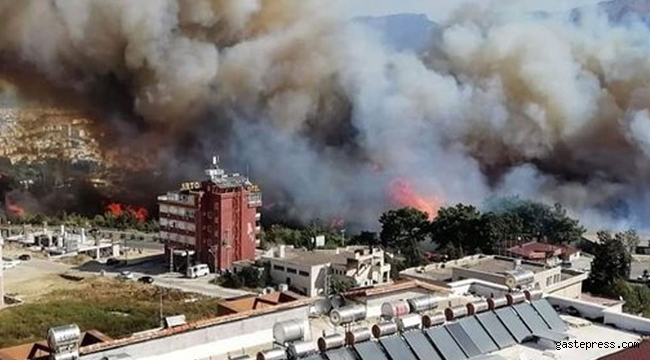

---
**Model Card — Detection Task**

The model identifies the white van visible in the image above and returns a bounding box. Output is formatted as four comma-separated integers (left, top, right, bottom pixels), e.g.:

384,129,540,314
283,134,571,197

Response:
187,264,210,278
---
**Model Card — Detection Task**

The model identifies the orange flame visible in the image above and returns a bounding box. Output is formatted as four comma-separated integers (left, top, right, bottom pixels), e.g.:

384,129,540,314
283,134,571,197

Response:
4,195,26,218
388,179,441,220
106,202,148,223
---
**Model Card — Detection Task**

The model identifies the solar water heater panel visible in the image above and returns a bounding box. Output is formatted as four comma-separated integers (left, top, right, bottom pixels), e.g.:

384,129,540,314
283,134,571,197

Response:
513,303,551,333
531,299,568,332
402,331,442,360
445,322,482,357
494,307,532,343
379,335,418,360
303,355,325,360
425,326,468,360
325,348,357,360
354,341,389,360
475,311,516,349
458,316,498,354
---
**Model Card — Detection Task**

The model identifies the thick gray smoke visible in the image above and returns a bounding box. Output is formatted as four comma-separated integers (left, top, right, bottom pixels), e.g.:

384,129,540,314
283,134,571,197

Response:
2,0,650,230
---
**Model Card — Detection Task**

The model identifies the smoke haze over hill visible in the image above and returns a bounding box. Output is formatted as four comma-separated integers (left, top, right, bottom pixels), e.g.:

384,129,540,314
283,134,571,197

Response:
2,0,650,230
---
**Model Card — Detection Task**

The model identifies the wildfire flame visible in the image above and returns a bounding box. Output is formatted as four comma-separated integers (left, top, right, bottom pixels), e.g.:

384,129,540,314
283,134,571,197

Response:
388,179,442,220
106,202,148,223
4,194,26,218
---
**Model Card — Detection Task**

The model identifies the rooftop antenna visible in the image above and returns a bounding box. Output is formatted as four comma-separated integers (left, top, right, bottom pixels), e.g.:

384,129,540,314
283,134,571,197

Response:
206,154,225,180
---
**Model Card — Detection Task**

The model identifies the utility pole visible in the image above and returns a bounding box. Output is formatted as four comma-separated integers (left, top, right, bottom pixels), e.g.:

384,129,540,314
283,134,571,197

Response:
159,288,164,328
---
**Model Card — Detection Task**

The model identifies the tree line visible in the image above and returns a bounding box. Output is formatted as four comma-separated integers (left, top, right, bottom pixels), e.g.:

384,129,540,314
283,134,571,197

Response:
369,198,586,268
1,211,160,233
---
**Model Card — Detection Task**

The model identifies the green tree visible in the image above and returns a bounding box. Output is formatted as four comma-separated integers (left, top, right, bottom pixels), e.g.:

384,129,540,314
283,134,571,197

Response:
238,267,264,288
430,204,487,257
330,275,357,294
350,231,379,248
611,279,650,316
586,231,631,295
489,198,585,243
379,207,429,266
617,230,640,254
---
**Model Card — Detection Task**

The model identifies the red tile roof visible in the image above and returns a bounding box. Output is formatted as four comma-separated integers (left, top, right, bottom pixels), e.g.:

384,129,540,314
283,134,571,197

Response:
597,338,650,360
507,241,578,260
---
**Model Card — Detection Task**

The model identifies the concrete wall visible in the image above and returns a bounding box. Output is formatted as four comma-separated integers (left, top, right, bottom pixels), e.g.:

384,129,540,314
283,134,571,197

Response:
447,279,510,298
81,305,311,360
604,310,650,334
547,294,609,320
452,267,505,285
548,294,650,334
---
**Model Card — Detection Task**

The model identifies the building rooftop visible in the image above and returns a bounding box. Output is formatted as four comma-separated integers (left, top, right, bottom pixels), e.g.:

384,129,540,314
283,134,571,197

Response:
266,246,382,267
216,291,304,315
0,330,111,360
78,294,316,355
507,241,579,260
485,320,643,360
344,279,451,299
459,256,548,274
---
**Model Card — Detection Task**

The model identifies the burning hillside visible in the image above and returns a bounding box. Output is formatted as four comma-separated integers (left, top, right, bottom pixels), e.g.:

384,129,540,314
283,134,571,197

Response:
2,0,650,230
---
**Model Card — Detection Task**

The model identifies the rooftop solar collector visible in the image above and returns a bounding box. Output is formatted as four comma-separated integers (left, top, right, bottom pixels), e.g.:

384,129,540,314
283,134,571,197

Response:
426,326,469,360
325,348,358,360
475,311,516,349
402,331,443,360
531,299,568,332
458,316,499,354
379,335,418,360
494,307,532,343
354,341,389,360
445,322,482,357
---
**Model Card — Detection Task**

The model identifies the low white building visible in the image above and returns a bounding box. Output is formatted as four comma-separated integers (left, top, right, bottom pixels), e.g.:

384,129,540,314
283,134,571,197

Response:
401,255,588,298
262,245,391,297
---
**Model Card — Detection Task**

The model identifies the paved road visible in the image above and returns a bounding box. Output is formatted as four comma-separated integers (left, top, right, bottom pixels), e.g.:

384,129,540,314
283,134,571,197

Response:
3,250,250,299
107,267,251,299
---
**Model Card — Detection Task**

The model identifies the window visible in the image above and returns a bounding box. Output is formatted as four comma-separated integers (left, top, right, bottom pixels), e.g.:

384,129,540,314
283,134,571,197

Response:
273,265,285,271
546,277,552,286
299,271,309,277
287,268,297,274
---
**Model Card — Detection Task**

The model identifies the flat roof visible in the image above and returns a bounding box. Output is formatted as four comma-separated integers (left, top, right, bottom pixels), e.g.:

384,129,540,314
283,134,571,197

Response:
268,247,378,267
488,322,642,360
462,257,547,274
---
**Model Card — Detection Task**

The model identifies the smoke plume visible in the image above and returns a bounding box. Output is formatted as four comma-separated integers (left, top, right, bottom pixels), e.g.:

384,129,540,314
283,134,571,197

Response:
2,0,650,230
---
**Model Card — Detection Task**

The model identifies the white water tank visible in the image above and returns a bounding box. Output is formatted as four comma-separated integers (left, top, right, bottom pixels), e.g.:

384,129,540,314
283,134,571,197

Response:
397,314,422,331
273,320,304,344
330,304,366,325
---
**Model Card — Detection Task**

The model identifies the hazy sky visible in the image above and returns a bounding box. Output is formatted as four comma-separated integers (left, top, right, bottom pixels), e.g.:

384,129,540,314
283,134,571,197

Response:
336,0,606,21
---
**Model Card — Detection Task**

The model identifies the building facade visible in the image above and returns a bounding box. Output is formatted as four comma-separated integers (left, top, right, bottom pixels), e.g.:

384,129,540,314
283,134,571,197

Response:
263,245,391,297
158,158,262,272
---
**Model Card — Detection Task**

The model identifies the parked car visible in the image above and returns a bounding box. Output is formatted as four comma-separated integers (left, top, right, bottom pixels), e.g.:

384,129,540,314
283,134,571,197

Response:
117,271,134,280
138,276,154,284
106,258,121,266
18,254,31,261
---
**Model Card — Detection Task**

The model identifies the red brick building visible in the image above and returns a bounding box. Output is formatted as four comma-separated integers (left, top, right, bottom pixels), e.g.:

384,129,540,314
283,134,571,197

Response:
158,157,262,273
